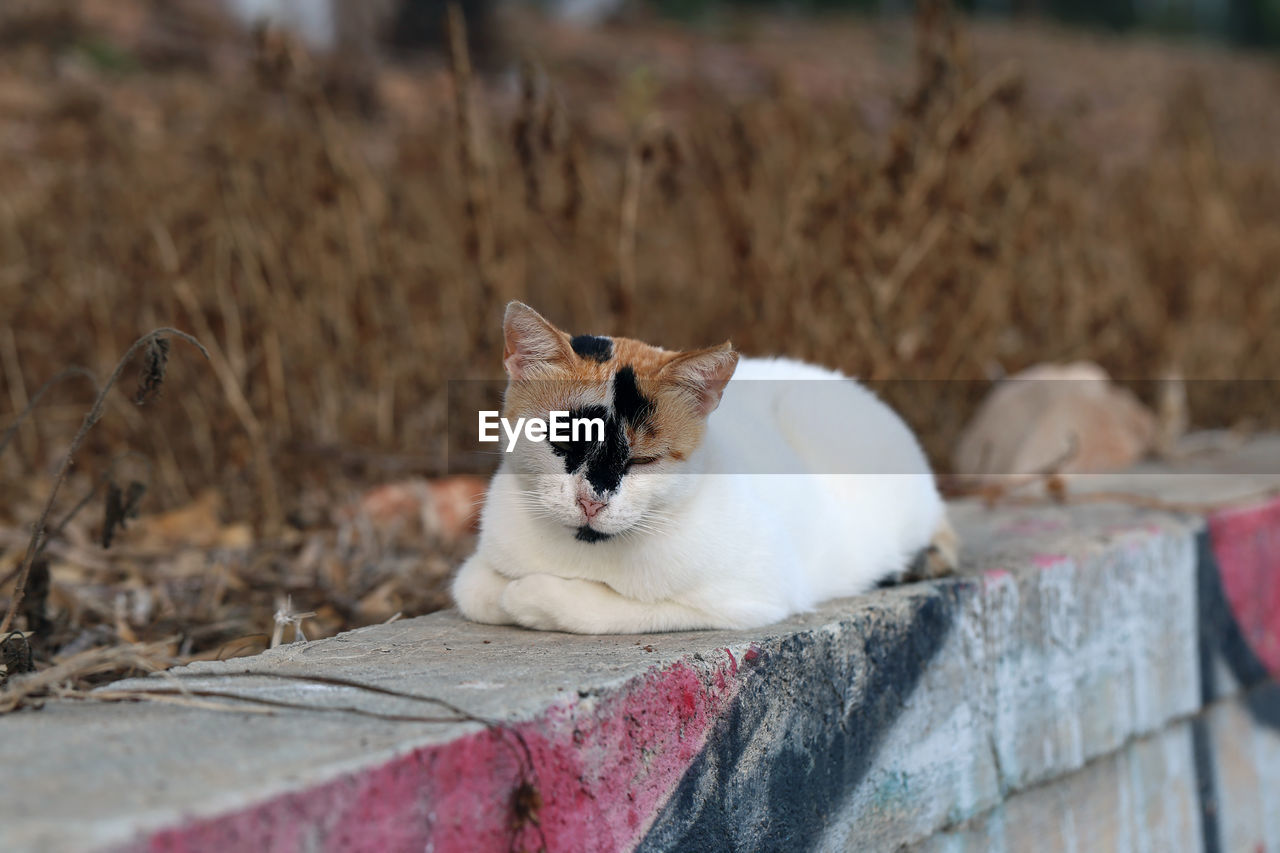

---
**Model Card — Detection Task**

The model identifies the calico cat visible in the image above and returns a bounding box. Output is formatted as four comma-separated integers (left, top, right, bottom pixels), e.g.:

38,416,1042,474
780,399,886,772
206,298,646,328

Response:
451,302,957,634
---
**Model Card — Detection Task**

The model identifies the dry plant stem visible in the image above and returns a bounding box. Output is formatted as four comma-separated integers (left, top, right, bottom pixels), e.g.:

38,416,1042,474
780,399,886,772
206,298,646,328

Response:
447,2,495,307
89,687,470,723
617,131,653,325
50,451,154,546
0,639,174,713
75,668,544,843
72,681,549,849
94,668,545,841
934,61,1021,152
0,330,209,637
0,366,99,458
116,670,490,721
172,280,283,532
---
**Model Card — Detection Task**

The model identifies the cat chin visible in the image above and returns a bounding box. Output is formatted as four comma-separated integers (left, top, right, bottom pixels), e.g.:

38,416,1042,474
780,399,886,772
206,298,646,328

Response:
574,526,612,544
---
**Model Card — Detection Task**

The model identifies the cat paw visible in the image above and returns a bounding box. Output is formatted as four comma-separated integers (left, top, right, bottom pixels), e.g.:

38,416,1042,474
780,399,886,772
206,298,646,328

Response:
903,518,961,582
501,574,576,632
451,557,514,625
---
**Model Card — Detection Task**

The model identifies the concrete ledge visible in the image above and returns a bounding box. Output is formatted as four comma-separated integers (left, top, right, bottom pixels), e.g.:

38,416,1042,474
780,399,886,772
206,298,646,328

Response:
3,443,1280,852
914,684,1280,853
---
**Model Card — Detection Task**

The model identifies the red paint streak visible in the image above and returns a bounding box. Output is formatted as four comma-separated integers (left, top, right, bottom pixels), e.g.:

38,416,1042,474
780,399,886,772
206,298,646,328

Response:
982,568,1012,583
1032,553,1069,569
743,647,759,665
143,653,746,853
1210,498,1280,679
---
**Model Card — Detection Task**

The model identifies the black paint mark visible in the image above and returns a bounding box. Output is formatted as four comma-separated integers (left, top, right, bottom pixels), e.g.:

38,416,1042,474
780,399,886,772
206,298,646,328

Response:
1245,682,1280,729
570,335,613,362
637,585,958,852
1195,531,1271,704
1192,528,1280,853
575,526,612,544
630,524,1280,852
1190,716,1222,853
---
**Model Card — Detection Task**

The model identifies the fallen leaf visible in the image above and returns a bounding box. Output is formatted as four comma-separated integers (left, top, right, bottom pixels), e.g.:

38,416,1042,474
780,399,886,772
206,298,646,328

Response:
339,475,487,546
130,490,252,550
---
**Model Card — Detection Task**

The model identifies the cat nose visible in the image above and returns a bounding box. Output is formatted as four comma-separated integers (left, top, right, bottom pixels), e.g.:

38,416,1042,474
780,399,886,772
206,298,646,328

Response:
578,497,607,519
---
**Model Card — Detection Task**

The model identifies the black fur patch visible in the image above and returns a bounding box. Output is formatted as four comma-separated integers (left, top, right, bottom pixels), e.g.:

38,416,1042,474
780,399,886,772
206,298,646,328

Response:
570,335,613,362
553,404,608,474
612,366,655,429
874,572,905,590
583,411,630,494
551,366,657,499
575,526,612,543
876,547,931,588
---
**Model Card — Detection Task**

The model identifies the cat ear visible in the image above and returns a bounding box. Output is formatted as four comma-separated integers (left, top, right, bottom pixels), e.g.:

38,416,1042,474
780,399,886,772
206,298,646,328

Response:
503,302,570,380
659,343,739,416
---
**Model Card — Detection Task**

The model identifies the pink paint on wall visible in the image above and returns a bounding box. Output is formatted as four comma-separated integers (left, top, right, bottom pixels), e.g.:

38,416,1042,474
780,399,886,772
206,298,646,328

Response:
1210,497,1280,679
143,652,747,853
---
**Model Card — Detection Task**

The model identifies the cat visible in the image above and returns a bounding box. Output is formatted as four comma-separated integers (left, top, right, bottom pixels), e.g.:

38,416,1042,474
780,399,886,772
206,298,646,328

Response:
451,302,957,634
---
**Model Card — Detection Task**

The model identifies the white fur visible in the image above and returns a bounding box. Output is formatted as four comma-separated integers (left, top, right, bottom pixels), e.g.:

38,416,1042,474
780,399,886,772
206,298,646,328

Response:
452,357,946,634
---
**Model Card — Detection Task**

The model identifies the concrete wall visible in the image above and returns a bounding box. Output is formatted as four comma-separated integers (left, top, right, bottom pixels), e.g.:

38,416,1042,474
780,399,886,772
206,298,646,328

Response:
638,501,1280,853
1,450,1278,852
916,686,1280,853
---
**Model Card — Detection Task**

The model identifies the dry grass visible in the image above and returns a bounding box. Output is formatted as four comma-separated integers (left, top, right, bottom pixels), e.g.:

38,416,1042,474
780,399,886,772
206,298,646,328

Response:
1,1,1279,693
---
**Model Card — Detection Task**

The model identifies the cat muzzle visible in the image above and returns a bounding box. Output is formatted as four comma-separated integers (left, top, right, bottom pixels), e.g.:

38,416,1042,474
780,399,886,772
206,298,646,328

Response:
578,497,607,519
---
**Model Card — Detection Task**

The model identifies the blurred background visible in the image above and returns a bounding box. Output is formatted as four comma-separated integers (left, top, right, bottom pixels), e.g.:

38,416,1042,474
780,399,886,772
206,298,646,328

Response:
1,0,1278,680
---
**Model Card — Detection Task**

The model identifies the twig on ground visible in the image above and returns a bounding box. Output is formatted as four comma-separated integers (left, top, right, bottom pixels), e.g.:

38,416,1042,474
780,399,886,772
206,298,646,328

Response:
91,667,547,848
270,596,316,647
0,639,175,712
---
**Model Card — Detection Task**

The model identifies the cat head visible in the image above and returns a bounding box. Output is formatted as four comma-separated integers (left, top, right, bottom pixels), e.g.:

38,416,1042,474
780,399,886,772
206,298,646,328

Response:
498,301,738,543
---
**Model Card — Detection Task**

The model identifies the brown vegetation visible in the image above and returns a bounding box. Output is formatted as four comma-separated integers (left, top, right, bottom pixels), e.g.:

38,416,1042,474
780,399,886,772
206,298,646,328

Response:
1,1,1278,692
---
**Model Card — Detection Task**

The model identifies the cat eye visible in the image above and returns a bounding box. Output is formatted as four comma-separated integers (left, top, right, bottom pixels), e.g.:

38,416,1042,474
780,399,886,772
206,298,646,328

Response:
627,456,660,467
549,441,573,455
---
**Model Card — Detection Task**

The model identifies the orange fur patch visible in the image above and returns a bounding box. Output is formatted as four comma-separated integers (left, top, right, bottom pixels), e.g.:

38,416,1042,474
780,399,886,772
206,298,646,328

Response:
502,314,730,463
